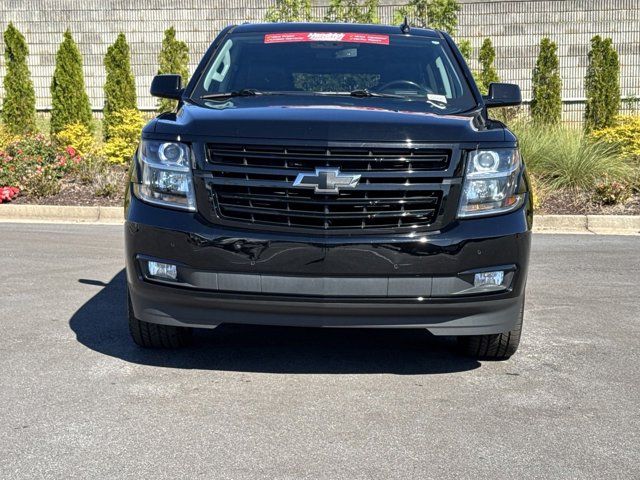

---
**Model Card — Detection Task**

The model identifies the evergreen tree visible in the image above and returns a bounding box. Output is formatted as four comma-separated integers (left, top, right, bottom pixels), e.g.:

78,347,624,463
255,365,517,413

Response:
103,33,137,141
393,0,470,60
394,0,459,32
362,0,380,23
478,38,499,95
584,36,620,132
1,23,36,134
426,0,461,32
458,39,472,62
157,27,189,113
265,0,313,22
50,29,93,135
324,0,380,23
531,37,562,125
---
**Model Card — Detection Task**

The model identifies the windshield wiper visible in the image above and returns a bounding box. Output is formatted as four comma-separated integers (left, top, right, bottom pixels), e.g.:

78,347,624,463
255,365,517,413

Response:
316,89,406,99
349,89,405,99
200,89,269,100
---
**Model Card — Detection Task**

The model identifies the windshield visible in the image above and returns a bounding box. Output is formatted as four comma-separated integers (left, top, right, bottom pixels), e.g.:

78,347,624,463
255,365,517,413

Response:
191,32,477,114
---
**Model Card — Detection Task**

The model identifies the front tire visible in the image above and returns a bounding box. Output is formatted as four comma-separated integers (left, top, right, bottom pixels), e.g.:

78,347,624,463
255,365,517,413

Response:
128,292,192,348
457,300,524,360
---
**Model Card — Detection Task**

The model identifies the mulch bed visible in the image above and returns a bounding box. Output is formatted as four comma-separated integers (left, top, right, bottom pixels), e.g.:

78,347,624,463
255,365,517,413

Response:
12,178,125,207
538,191,640,215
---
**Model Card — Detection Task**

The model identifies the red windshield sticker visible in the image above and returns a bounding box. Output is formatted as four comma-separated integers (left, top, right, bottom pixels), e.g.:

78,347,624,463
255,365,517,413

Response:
264,32,390,45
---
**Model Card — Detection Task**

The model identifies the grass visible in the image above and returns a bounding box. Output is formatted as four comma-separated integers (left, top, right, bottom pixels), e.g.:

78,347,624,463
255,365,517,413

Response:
511,120,635,190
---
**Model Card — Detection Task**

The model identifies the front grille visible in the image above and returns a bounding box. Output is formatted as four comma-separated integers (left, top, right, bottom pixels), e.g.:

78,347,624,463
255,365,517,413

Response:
205,143,451,231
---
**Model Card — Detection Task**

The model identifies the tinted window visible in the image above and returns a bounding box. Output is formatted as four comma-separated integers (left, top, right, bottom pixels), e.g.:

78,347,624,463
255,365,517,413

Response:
192,32,476,114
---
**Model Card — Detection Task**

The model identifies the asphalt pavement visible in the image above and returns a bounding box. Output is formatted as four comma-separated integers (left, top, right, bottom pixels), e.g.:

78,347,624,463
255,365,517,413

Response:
1,224,639,479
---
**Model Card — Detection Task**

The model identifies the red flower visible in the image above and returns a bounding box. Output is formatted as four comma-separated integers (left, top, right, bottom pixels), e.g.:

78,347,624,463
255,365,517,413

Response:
66,146,77,157
0,185,19,203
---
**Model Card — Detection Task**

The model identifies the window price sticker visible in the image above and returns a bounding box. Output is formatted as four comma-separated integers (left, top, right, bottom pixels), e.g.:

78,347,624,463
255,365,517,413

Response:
264,32,390,45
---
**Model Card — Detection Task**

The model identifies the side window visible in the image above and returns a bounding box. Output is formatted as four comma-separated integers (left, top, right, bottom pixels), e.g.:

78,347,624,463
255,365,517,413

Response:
203,39,234,91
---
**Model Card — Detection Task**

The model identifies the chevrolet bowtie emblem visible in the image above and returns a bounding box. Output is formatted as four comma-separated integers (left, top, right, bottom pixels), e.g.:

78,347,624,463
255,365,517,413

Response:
292,168,361,194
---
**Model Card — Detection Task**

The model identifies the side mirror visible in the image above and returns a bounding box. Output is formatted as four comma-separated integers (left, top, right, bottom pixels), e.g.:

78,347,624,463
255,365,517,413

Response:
150,74,183,100
483,83,522,108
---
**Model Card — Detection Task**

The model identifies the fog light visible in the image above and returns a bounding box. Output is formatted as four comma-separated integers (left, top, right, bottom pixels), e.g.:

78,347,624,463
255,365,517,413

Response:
474,271,504,287
148,261,177,280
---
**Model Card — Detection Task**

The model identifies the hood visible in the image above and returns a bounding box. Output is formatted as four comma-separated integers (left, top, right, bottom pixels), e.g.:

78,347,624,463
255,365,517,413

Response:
150,97,505,143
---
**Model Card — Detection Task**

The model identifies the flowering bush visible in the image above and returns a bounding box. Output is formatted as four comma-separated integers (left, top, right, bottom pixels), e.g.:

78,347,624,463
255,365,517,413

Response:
0,134,81,197
0,186,19,203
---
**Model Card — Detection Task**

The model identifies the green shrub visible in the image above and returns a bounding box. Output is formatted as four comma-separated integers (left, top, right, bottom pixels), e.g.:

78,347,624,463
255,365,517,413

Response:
324,0,380,23
477,38,499,95
265,0,313,22
157,27,190,114
584,36,620,132
103,33,137,141
50,30,93,135
531,38,562,126
103,109,145,164
1,23,36,135
512,120,633,190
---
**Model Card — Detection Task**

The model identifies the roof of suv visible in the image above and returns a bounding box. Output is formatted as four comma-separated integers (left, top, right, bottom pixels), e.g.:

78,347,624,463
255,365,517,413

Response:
231,22,442,38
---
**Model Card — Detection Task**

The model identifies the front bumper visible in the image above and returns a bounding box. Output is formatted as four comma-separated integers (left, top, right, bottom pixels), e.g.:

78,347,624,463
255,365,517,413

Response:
125,195,532,335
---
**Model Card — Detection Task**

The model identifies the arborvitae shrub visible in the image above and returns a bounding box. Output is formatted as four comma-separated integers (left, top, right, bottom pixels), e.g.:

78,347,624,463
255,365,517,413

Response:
103,33,137,141
531,38,562,126
1,23,36,135
265,0,313,22
50,29,93,135
584,36,621,132
157,27,189,114
478,38,499,95
324,0,380,23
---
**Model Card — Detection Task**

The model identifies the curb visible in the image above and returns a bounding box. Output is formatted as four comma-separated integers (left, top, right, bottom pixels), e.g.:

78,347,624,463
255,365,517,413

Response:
0,205,123,224
533,214,640,235
0,205,638,235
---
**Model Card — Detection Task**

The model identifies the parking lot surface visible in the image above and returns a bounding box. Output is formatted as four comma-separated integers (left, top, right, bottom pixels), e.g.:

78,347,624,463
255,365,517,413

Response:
1,224,639,479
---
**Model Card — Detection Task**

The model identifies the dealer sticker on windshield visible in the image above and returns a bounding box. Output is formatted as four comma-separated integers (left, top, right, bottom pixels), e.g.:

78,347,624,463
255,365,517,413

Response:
264,32,390,45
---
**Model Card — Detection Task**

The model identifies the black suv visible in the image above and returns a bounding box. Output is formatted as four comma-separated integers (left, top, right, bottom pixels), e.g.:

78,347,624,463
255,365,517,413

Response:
125,23,532,360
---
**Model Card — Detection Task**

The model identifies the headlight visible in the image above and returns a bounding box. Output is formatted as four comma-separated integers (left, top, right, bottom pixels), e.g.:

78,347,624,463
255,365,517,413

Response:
132,140,196,211
458,148,525,218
